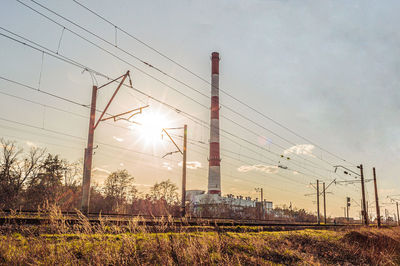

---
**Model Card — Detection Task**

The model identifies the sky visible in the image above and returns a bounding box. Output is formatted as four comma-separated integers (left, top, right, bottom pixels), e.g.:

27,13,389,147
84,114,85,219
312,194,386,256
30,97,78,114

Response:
1,0,400,219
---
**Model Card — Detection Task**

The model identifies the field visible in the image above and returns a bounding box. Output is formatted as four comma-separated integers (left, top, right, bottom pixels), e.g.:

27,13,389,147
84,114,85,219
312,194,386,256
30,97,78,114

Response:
1,212,400,265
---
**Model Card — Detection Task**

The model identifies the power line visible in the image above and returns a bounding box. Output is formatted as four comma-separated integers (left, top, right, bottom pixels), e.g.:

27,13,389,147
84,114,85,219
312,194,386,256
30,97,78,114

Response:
0,93,359,207
0,74,319,190
0,81,317,187
0,116,305,197
0,29,345,182
15,0,349,173
71,0,356,166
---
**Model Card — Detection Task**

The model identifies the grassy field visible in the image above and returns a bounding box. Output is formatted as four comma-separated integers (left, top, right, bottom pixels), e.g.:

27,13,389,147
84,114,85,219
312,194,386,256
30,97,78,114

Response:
1,215,400,266
0,209,398,265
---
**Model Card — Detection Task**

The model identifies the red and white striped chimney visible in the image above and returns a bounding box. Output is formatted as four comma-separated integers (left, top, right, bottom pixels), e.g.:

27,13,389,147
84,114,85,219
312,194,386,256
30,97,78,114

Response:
208,52,221,195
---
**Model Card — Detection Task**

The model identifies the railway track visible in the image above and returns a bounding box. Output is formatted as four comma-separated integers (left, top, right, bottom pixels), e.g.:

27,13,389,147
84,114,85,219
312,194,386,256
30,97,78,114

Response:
0,210,364,230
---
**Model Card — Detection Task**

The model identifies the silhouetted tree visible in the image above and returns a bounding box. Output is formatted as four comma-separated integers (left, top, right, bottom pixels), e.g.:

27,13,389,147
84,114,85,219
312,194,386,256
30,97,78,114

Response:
150,179,179,205
25,154,68,208
103,170,136,212
0,139,46,208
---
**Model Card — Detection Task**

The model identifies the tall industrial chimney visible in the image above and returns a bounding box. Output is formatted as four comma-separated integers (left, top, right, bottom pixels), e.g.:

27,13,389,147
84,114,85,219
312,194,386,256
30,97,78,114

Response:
208,52,221,195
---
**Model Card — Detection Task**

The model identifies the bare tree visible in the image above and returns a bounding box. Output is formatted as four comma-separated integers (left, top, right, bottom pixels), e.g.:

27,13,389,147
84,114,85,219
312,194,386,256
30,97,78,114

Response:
25,154,68,208
63,159,82,187
0,139,45,208
104,170,136,212
150,179,179,205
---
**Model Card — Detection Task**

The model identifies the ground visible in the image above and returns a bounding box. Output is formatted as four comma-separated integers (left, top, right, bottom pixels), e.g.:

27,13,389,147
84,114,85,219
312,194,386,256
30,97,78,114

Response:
1,219,400,265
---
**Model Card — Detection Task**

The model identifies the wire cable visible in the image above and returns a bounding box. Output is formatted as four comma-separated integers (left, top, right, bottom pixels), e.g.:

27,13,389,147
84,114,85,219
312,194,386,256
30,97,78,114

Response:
71,0,356,166
16,0,351,171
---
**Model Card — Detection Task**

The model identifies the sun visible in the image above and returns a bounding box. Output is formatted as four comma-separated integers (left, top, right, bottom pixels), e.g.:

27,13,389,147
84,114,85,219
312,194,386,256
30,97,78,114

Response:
130,111,170,147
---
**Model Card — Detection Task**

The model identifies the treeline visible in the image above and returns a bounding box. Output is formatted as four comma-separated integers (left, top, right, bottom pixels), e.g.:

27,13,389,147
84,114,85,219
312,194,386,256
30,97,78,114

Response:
0,139,320,221
0,139,180,216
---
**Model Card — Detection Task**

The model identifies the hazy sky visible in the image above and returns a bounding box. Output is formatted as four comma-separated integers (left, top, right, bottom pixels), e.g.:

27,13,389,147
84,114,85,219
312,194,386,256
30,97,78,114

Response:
1,0,400,218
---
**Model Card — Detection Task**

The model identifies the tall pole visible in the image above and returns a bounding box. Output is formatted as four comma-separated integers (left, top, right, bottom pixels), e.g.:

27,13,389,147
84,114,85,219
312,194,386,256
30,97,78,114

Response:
359,164,368,225
323,182,326,224
181,125,187,217
372,167,381,228
261,188,264,219
397,202,399,226
317,180,320,225
80,71,132,215
81,85,97,215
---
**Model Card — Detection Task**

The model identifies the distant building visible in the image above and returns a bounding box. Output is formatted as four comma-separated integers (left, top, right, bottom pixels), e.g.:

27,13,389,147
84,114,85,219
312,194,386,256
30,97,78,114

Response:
186,190,273,218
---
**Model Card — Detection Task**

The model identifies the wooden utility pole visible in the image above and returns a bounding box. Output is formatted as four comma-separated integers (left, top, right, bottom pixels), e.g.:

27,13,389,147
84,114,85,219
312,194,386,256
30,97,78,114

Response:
162,125,188,217
80,71,134,215
81,85,97,215
181,125,187,217
397,202,399,226
372,167,381,228
317,180,320,225
323,182,326,224
359,164,369,225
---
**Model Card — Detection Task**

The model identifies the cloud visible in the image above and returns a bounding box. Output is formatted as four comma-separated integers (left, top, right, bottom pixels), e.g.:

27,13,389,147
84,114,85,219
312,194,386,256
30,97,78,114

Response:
178,161,202,170
92,167,111,175
284,144,315,157
237,164,279,174
26,141,37,148
92,167,111,184
113,136,124,142
162,162,173,171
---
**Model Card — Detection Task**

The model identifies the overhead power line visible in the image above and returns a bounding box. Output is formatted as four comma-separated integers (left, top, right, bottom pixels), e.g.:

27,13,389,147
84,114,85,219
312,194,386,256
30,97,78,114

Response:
71,0,356,166
0,115,307,194
0,76,324,187
0,29,344,182
15,0,349,173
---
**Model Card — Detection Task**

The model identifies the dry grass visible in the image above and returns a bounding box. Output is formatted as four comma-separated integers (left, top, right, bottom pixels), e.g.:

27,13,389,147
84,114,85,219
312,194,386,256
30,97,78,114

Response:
0,209,400,265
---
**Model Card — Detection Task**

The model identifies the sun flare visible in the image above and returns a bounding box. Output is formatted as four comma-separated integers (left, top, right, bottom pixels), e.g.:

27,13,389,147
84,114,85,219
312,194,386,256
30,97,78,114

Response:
130,111,170,146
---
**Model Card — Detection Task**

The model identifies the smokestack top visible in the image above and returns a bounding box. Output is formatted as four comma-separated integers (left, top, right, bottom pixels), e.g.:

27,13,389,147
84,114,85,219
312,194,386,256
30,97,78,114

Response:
211,52,220,75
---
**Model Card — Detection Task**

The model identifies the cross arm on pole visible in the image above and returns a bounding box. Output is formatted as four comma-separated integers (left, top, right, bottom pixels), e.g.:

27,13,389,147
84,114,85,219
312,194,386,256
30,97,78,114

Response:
100,105,149,122
334,165,361,177
162,128,183,155
309,183,317,190
94,70,131,129
319,179,336,195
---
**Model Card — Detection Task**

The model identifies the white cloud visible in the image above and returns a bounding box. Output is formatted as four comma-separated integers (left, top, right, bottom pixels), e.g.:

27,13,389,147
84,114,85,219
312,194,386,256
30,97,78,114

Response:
284,144,315,157
113,136,124,142
92,167,111,184
178,161,202,170
26,141,37,148
92,167,111,175
162,162,173,171
237,164,278,174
